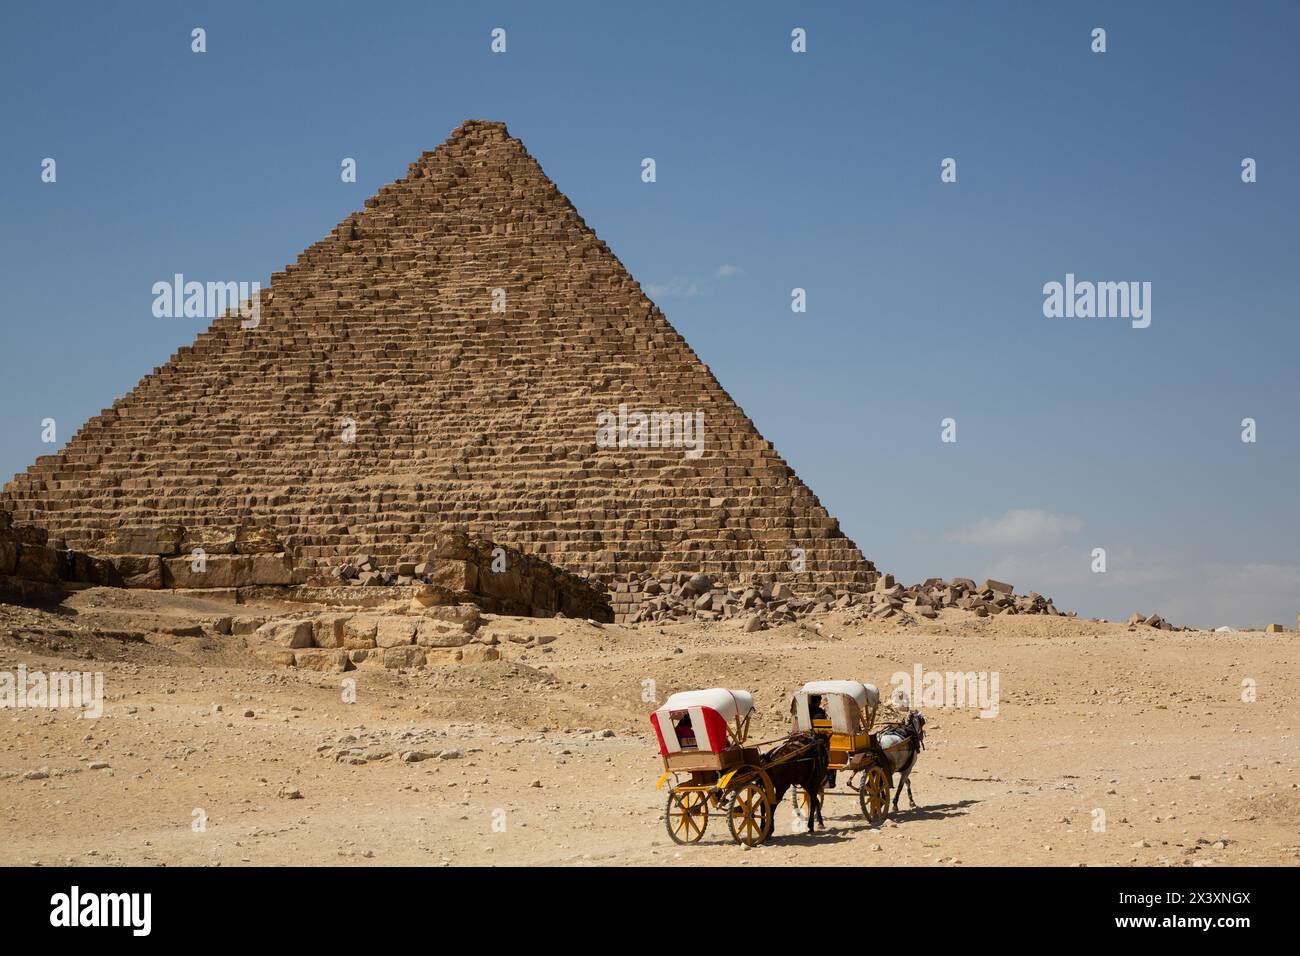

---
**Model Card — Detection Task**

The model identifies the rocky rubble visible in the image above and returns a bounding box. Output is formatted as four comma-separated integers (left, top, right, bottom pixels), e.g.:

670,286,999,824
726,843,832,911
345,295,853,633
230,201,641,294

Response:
627,572,1073,631
1126,612,1189,631
331,553,411,587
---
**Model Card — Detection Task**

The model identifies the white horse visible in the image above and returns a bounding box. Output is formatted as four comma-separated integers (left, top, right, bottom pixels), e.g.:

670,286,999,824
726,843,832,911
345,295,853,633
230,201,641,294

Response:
876,711,926,812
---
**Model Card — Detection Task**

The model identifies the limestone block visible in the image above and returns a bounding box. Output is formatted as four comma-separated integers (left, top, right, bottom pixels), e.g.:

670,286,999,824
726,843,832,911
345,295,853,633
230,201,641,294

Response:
458,644,500,664
343,616,379,649
375,618,417,647
348,648,380,667
249,553,294,585
312,614,350,649
103,526,185,556
420,603,481,633
235,524,282,554
164,555,248,589
423,647,462,666
293,648,350,672
183,531,237,555
15,544,60,583
383,645,426,669
416,619,473,647
254,648,296,668
256,619,314,648
430,559,477,592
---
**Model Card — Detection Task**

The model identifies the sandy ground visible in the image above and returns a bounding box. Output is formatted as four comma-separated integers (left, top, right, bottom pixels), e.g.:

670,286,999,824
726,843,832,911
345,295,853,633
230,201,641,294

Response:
1,588,1297,867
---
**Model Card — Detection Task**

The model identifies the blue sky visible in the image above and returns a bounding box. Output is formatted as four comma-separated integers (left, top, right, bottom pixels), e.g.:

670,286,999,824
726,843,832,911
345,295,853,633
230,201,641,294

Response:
2,1,1297,626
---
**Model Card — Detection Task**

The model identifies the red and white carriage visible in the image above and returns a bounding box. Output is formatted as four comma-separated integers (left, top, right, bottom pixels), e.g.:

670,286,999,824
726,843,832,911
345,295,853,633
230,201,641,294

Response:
651,688,778,845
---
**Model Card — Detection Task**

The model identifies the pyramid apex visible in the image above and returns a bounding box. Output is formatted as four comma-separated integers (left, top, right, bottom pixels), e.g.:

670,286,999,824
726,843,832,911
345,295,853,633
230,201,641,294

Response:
451,119,511,139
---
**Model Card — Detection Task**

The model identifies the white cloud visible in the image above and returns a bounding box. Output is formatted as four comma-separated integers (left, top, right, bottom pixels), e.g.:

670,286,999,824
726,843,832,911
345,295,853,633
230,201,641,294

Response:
644,277,701,298
947,509,1084,547
645,266,742,299
975,546,1300,629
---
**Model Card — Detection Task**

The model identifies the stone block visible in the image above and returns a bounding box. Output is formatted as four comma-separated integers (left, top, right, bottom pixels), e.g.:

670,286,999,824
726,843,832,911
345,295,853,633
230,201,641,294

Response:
383,645,426,669
348,648,380,667
312,614,350,648
375,618,417,647
458,644,500,664
235,524,282,554
254,647,296,668
423,647,463,666
431,558,477,592
249,553,294,585
103,526,185,556
293,648,350,672
164,555,247,589
256,619,314,648
416,619,474,647
343,616,379,649
183,531,237,555
420,603,481,633
15,544,60,583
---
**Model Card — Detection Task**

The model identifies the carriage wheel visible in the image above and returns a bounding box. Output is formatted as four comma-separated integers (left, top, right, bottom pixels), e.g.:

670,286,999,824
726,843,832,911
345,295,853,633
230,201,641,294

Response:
664,790,709,844
726,780,773,846
858,764,891,827
791,783,825,823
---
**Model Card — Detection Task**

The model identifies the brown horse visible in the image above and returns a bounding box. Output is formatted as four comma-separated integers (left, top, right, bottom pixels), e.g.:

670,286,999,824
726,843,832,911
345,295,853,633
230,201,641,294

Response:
761,732,831,835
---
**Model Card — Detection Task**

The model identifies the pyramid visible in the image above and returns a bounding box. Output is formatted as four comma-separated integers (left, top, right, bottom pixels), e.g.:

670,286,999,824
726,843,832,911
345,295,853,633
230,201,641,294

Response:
1,120,876,606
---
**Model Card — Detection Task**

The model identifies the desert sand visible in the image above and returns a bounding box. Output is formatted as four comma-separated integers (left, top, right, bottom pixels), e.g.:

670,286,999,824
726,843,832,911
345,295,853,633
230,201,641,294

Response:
1,588,1296,867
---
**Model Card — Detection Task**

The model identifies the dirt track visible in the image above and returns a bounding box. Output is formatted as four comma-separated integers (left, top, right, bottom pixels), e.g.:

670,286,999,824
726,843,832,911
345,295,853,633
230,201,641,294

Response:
2,589,1297,867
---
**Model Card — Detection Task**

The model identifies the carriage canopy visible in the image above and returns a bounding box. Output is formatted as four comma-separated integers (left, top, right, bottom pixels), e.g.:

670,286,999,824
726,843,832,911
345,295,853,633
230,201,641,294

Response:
651,688,754,756
791,680,880,735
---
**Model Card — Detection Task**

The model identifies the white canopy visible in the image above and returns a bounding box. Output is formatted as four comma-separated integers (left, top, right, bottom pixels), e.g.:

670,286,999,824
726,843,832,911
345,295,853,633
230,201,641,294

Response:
799,680,879,710
659,688,754,722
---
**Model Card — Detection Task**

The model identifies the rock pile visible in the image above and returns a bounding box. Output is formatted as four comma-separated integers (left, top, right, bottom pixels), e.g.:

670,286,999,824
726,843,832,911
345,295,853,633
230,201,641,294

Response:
866,576,1070,622
1126,612,1186,631
331,554,407,587
627,572,1071,630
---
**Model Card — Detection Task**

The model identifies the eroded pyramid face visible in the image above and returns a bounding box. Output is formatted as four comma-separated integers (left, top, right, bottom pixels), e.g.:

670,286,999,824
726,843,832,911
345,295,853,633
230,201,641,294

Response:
1,120,874,598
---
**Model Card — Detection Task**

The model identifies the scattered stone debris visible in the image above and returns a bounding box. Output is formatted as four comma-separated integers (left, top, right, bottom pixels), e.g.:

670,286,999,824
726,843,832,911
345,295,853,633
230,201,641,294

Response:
625,572,1073,630
1126,612,1191,632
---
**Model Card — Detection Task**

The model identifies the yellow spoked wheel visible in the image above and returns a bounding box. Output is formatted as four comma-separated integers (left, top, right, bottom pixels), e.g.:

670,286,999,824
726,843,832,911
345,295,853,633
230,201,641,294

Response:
726,780,773,846
664,790,709,844
858,764,891,827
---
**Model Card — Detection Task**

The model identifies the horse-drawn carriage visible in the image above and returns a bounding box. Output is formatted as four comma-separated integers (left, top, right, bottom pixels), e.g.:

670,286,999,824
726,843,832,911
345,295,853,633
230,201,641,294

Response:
789,679,894,826
652,688,827,846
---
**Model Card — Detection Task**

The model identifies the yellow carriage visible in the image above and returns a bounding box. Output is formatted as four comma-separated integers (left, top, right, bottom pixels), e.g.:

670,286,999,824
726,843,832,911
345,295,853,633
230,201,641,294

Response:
651,688,779,846
789,679,893,826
